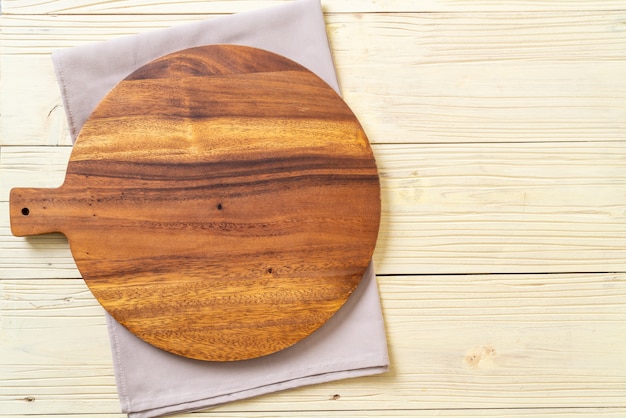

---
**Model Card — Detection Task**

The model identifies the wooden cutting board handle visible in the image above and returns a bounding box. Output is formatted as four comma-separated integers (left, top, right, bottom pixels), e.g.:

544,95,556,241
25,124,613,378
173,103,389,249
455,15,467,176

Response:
10,187,71,236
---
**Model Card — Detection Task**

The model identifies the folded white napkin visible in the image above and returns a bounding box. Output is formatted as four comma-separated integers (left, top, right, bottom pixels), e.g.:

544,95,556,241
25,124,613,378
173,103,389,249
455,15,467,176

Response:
51,1,388,416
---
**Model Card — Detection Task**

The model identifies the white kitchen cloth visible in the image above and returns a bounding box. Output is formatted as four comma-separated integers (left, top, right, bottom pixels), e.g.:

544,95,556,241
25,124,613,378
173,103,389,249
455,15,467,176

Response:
51,1,388,417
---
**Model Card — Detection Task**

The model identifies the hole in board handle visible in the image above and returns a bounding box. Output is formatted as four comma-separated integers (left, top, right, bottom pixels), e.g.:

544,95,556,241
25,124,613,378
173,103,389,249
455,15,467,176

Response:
21,208,30,216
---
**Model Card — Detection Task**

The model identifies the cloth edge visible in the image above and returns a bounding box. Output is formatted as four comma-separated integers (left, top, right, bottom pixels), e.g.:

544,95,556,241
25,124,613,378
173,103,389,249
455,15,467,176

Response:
129,364,389,418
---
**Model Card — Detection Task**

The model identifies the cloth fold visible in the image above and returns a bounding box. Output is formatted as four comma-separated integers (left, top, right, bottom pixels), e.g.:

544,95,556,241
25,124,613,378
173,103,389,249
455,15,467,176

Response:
51,1,388,416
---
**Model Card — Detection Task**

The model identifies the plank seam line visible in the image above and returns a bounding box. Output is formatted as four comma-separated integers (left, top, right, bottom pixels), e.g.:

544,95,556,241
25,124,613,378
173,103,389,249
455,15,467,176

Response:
377,271,626,277
3,9,626,16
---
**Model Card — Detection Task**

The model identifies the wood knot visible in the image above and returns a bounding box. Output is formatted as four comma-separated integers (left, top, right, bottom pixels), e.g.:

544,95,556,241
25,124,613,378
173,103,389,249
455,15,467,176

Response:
464,345,497,369
331,394,341,400
23,396,35,402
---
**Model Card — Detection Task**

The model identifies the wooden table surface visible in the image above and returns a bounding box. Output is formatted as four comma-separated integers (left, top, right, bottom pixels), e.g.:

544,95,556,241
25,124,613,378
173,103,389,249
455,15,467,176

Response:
1,1,625,417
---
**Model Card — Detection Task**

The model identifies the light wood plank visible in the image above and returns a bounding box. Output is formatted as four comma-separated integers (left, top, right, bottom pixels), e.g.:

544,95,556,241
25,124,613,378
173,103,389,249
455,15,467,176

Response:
0,146,78,277
3,12,625,58
0,58,70,146
170,410,626,418
2,411,626,418
2,13,625,145
2,0,625,14
376,142,626,274
2,143,625,277
2,273,625,414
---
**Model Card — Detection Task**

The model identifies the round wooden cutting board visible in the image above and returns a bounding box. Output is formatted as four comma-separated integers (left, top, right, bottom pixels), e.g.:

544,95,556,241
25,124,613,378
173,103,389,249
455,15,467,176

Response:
9,45,381,361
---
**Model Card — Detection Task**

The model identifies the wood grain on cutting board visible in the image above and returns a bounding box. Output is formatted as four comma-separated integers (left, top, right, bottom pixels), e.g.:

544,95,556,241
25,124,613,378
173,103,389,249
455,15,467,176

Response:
8,45,380,362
